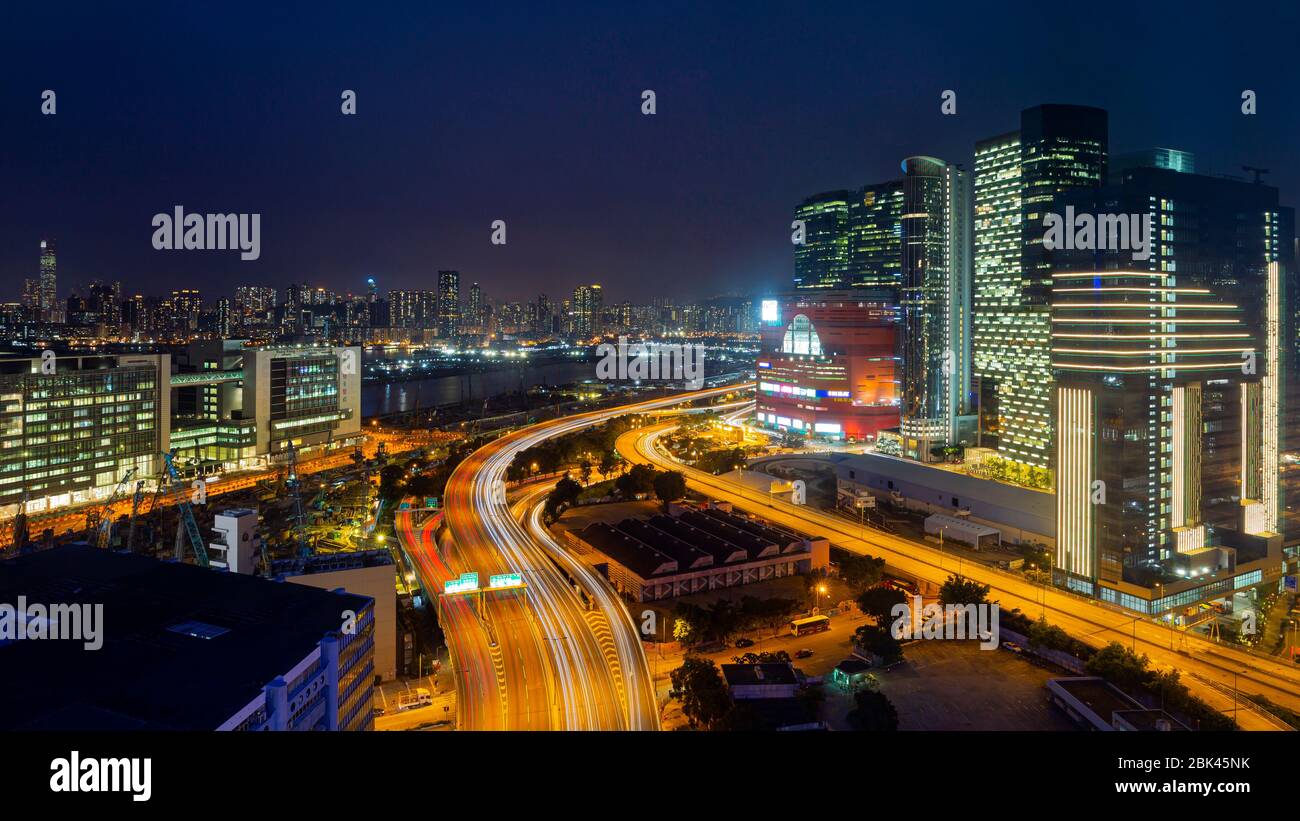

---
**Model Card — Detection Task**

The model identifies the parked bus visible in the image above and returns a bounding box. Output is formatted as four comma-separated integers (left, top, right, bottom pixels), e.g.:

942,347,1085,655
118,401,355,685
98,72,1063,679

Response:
790,615,831,637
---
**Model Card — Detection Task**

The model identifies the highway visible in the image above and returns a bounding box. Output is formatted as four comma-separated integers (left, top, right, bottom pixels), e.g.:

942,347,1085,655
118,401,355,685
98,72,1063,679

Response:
410,383,749,730
618,421,1300,730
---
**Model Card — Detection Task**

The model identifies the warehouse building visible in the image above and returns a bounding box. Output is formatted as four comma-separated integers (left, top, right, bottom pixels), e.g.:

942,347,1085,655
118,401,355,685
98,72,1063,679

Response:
573,504,829,602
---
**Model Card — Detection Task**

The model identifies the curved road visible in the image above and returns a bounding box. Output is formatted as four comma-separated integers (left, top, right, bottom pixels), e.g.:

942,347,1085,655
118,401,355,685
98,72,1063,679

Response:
619,421,1300,730
423,383,750,730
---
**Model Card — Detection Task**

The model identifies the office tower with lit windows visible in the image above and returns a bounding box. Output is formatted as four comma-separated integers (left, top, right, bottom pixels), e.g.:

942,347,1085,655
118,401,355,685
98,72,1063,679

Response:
846,181,905,292
573,283,603,337
437,270,460,338
1051,160,1293,612
898,156,974,459
38,239,58,323
794,183,904,293
0,352,170,511
972,104,1108,472
793,191,851,290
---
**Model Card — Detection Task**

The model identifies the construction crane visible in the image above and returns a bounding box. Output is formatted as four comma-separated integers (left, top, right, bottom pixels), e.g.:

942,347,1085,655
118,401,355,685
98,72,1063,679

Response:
285,441,310,558
162,451,208,567
124,480,146,554
93,469,137,549
9,489,29,553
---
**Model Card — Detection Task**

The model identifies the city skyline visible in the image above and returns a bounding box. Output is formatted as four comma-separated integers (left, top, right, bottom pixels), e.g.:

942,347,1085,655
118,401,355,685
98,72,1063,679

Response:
2,4,1297,304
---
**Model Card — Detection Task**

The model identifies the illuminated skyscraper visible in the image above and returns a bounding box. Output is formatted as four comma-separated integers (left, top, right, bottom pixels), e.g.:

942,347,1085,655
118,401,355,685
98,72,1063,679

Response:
467,282,483,331
574,284,603,337
38,239,58,322
898,157,974,458
794,184,904,293
437,270,460,338
972,104,1108,472
1051,160,1293,610
793,191,851,290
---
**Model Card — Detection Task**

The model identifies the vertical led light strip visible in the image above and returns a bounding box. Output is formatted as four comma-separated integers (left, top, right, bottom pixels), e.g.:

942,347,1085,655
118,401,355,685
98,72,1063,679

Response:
1171,385,1185,528
1262,261,1280,532
1055,386,1093,579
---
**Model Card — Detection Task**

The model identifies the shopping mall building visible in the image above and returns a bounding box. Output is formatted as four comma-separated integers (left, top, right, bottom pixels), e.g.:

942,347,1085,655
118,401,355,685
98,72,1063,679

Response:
755,291,899,442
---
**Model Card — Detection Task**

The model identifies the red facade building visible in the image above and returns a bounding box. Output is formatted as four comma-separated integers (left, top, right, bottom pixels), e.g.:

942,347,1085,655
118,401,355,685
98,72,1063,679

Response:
755,292,899,442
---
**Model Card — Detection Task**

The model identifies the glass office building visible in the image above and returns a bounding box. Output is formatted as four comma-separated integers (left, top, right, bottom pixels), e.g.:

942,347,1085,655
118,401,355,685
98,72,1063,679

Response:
973,105,1108,473
1051,161,1293,610
0,354,169,512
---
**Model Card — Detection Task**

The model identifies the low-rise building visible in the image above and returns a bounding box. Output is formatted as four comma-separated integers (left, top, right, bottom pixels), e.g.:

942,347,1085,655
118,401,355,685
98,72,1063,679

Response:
0,544,375,731
573,504,829,602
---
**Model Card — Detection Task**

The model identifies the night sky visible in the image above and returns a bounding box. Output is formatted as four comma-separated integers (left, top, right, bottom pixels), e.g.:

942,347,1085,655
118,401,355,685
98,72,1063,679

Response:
1,1,1297,304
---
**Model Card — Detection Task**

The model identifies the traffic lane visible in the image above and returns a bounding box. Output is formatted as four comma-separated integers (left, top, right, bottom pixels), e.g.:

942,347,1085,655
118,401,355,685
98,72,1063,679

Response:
617,424,1300,728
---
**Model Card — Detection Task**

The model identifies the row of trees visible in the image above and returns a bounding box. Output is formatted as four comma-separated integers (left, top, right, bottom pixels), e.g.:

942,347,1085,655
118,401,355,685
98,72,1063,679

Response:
505,416,637,482
540,465,688,523
673,595,804,646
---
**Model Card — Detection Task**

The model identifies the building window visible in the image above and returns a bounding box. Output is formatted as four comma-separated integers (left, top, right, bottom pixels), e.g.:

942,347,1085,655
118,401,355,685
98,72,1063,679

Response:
782,314,822,356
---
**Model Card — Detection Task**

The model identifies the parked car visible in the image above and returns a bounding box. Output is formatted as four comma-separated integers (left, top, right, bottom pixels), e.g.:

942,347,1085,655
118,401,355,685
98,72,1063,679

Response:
734,637,755,648
1002,641,1024,655
795,648,814,659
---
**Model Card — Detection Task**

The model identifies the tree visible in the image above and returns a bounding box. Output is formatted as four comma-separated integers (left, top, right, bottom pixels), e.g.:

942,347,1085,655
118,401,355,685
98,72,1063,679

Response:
598,450,618,478
846,689,898,731
543,476,583,522
730,650,791,665
669,657,733,729
856,585,907,625
378,464,405,501
853,624,903,665
616,464,658,498
1085,642,1155,693
939,574,990,606
653,470,687,512
837,553,885,592
672,617,694,644
578,459,593,487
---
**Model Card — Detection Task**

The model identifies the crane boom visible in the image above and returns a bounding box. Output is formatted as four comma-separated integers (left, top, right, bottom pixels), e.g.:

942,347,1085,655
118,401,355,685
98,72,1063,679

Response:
285,441,310,557
162,451,208,566
94,468,137,550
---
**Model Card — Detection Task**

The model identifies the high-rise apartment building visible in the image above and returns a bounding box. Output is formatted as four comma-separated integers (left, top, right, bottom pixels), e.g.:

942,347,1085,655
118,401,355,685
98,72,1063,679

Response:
972,104,1108,472
465,282,485,333
389,289,436,329
437,270,460,338
573,284,603,337
234,285,277,326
